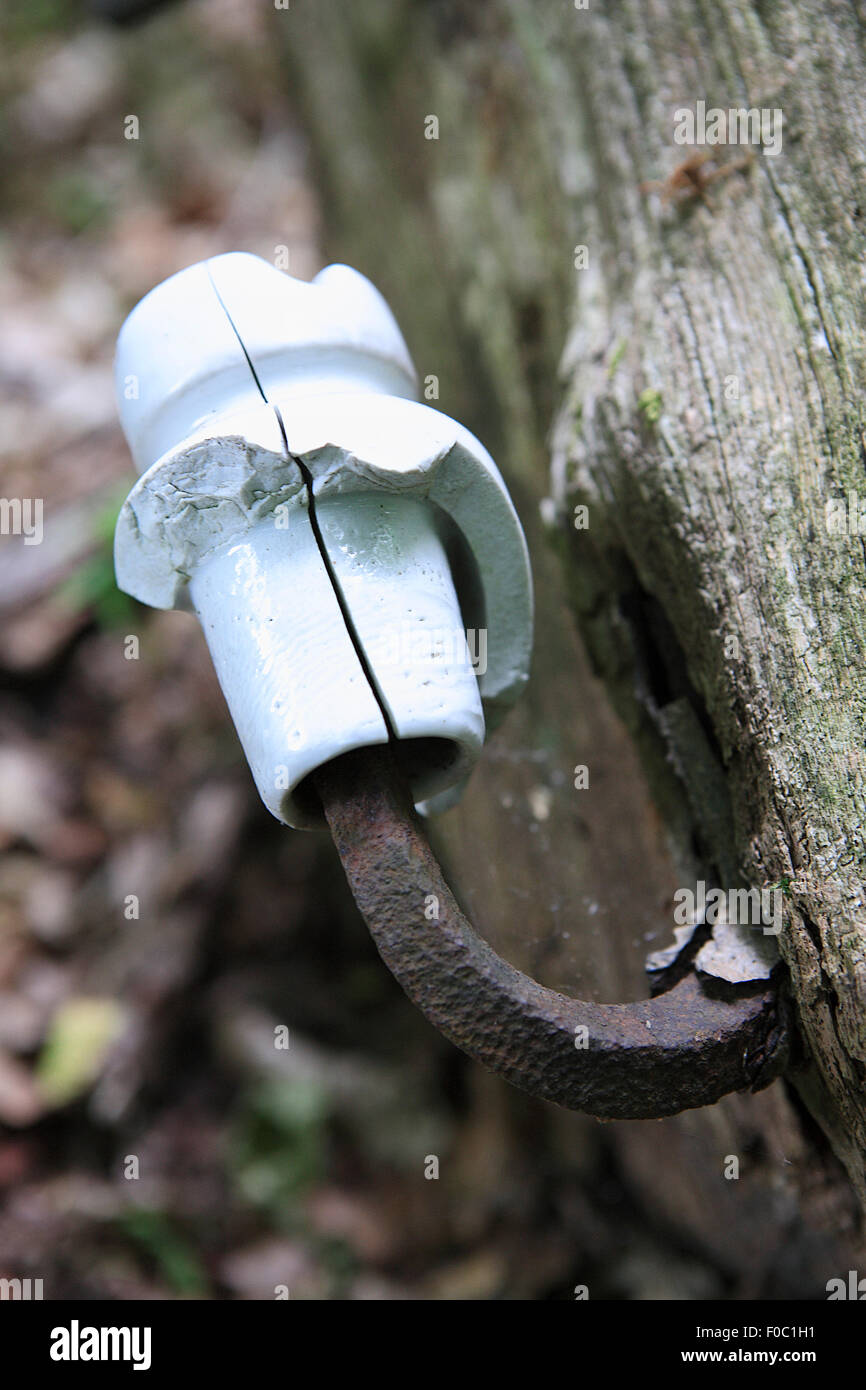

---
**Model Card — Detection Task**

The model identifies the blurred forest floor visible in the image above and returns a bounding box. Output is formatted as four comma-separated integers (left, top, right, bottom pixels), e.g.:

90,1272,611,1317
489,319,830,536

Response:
0,0,858,1300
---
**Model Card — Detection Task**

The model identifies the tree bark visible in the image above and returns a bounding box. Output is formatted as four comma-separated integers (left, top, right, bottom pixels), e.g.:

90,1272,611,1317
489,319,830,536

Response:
279,0,866,1236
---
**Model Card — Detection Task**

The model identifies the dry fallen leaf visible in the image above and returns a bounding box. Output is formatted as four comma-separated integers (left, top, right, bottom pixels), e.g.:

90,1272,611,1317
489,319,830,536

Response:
35,997,126,1107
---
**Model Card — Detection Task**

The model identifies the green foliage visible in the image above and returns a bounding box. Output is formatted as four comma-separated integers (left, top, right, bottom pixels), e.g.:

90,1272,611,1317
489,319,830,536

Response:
230,1079,330,1214
47,172,113,236
119,1209,208,1296
3,0,85,42
61,488,137,629
36,997,124,1107
637,386,663,424
607,339,627,378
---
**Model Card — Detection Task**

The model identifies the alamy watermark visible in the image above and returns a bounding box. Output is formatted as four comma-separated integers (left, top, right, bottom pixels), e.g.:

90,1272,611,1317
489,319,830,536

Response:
826,491,866,535
674,101,783,156
827,1270,866,1299
0,1277,43,1300
0,497,43,545
375,624,487,678
50,1320,151,1371
674,880,782,936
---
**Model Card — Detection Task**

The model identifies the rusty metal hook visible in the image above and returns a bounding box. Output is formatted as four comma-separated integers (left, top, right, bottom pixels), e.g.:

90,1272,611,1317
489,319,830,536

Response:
314,745,790,1120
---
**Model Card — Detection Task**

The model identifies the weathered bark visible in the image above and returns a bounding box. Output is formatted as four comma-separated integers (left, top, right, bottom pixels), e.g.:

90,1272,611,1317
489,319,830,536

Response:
279,0,866,1232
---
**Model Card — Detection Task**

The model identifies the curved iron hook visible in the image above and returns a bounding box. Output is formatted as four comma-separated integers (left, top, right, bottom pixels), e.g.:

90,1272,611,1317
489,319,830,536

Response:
314,746,790,1120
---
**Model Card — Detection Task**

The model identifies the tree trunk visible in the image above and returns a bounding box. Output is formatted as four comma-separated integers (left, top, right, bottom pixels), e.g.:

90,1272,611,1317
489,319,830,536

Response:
278,0,866,1257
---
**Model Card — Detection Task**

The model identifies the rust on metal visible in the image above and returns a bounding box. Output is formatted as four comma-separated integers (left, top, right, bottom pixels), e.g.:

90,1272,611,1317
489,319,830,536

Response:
313,746,790,1120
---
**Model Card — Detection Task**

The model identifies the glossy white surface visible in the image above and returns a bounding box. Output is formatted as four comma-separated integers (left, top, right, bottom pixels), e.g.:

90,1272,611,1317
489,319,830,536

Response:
115,258,272,476
207,254,418,405
190,507,388,828
114,254,532,828
190,495,484,827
